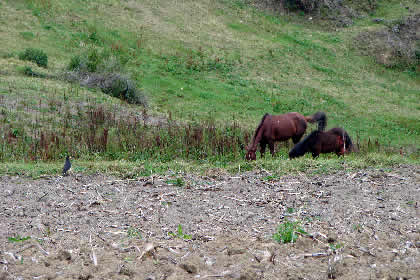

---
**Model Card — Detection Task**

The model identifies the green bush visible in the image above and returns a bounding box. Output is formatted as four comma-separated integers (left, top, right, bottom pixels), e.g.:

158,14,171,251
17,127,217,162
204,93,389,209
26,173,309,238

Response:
99,73,148,106
18,48,48,68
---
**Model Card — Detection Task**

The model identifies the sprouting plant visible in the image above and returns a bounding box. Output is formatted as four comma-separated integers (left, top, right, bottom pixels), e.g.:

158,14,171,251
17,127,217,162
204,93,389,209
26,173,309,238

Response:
45,227,51,236
166,177,184,187
329,242,343,251
8,235,31,243
127,227,142,239
124,257,134,262
262,175,278,181
273,220,307,244
352,224,363,232
168,224,192,240
286,207,295,214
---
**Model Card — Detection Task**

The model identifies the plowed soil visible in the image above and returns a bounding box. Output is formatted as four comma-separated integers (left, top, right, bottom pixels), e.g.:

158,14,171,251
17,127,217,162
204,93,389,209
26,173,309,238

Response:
1,165,419,279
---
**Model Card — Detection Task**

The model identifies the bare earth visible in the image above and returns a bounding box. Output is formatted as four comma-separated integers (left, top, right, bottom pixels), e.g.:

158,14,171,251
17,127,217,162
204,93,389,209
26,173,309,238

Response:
1,165,419,280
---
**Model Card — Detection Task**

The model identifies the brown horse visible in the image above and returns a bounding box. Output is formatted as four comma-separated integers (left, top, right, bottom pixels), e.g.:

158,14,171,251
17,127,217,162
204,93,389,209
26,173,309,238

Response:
246,112,327,160
288,127,353,159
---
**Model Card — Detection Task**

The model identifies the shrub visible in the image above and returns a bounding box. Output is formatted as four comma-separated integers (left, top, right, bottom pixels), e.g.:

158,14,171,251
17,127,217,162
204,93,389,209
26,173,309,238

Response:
18,48,48,68
64,71,147,106
65,47,147,106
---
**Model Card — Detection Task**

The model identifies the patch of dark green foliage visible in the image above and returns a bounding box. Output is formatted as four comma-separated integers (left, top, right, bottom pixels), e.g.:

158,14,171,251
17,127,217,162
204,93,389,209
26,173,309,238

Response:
19,48,48,68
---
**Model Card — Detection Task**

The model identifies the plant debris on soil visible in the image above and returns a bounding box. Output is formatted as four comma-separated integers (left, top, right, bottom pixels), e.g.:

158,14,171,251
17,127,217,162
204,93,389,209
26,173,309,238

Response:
1,165,419,279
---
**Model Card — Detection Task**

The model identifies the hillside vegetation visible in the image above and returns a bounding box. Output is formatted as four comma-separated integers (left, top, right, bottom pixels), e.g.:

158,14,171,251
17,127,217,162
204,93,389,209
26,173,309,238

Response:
0,0,419,176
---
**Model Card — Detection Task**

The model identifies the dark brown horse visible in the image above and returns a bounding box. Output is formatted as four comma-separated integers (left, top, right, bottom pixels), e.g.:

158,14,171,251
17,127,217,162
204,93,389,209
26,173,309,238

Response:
288,127,353,159
246,112,327,160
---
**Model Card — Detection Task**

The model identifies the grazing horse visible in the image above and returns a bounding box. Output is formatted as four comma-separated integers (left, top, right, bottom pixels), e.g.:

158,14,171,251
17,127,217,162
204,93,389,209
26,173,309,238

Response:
246,112,327,160
288,127,353,159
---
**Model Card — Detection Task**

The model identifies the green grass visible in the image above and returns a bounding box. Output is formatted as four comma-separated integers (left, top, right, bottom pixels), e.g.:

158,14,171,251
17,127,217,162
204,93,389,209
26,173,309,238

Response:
0,0,419,176
1,151,417,178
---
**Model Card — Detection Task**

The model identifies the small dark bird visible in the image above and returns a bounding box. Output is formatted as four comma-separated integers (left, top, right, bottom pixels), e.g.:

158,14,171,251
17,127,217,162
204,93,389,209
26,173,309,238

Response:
62,155,71,176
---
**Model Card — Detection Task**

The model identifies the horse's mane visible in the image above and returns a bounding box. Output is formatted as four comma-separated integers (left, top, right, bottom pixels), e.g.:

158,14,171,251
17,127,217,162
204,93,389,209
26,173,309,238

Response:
289,130,321,158
251,113,269,141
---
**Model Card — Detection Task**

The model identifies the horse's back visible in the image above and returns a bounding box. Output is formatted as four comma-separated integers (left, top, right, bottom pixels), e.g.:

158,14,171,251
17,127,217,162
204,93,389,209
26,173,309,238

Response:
268,112,306,139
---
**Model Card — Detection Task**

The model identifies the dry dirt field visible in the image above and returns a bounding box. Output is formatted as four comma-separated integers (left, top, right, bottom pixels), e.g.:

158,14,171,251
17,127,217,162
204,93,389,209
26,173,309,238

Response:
1,165,419,280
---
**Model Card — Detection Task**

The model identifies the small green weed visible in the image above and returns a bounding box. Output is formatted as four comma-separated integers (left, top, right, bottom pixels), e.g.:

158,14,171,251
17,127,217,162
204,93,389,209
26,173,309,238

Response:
127,227,142,239
329,243,343,251
262,175,279,181
168,224,192,240
352,224,363,232
286,207,295,214
124,257,134,262
273,220,307,244
8,235,31,243
166,177,185,187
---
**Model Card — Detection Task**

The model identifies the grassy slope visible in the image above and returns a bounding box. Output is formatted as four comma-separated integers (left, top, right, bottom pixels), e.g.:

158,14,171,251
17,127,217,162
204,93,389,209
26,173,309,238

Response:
0,0,419,176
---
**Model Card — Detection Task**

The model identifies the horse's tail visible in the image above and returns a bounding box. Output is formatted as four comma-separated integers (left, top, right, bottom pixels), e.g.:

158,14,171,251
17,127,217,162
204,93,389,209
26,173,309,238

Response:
305,111,327,131
250,113,269,144
289,130,320,158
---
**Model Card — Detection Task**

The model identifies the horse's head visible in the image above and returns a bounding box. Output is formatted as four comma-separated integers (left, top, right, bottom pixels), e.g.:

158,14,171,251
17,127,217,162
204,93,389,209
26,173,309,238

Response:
245,147,257,161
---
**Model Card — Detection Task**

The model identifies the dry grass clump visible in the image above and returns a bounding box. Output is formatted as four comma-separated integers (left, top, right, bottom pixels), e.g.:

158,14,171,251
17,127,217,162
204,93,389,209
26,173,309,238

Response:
64,71,147,106
63,49,147,106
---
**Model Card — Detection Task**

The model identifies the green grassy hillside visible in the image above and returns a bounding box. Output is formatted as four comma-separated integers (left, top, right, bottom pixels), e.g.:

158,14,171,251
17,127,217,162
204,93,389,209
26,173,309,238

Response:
0,0,419,176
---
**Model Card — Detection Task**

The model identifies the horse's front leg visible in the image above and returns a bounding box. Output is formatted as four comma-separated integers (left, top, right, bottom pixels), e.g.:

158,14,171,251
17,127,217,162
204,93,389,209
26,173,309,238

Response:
260,142,267,157
312,144,320,158
269,141,275,157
